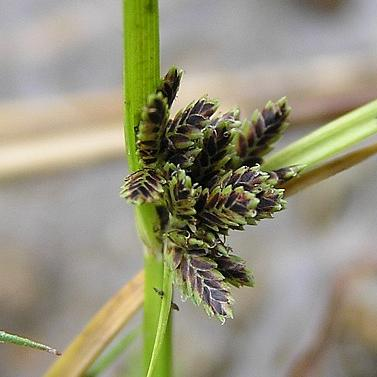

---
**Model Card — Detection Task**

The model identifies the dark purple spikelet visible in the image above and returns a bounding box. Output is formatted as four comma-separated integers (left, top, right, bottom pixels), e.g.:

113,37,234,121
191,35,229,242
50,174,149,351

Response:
121,67,295,322
163,164,201,225
197,166,286,233
192,108,240,182
157,66,183,108
137,93,169,168
233,97,290,168
212,253,255,288
167,246,233,320
120,169,166,204
163,97,219,169
254,187,285,221
270,165,304,185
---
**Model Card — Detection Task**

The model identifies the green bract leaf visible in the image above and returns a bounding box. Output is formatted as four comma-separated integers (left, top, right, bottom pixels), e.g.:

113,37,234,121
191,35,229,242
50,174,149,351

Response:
283,142,377,196
263,99,377,171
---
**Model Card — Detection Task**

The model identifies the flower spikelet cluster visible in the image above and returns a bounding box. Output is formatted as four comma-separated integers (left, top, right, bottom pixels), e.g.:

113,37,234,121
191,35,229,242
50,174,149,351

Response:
121,67,301,321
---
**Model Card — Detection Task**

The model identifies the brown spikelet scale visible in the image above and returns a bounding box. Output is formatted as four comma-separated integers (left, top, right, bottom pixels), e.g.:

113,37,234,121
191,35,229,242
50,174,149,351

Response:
121,67,295,322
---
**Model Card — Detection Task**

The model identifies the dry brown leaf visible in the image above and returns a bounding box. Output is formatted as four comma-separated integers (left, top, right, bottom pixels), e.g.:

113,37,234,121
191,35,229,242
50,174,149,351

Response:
44,270,144,377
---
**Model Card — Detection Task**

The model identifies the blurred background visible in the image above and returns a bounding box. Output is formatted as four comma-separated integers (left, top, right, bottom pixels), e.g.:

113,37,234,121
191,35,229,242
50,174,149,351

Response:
1,1,377,376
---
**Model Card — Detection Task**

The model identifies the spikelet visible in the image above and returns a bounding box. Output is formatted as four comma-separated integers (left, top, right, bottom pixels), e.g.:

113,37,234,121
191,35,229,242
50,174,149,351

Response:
211,252,255,288
270,165,304,185
232,97,290,168
196,166,286,233
157,66,183,108
120,169,165,204
167,246,233,320
163,97,219,169
163,163,201,226
192,108,240,182
137,93,169,168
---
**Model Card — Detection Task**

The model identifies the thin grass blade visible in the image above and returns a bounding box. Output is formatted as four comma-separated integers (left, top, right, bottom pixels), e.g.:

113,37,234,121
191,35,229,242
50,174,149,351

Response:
85,327,140,377
146,255,173,377
44,270,144,377
263,99,377,171
283,142,377,196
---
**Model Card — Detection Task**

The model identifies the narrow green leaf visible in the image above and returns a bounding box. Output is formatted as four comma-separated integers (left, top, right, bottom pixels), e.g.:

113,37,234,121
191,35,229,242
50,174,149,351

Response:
146,247,173,377
44,271,144,377
0,330,60,356
283,142,377,196
263,99,377,171
85,327,140,377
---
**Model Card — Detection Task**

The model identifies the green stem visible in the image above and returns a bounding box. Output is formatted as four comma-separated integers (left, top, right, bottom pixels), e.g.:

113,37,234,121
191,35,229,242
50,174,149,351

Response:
123,1,172,376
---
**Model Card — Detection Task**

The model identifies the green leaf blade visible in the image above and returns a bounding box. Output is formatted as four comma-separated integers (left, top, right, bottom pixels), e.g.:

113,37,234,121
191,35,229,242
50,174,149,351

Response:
283,142,377,196
263,99,377,171
85,327,140,377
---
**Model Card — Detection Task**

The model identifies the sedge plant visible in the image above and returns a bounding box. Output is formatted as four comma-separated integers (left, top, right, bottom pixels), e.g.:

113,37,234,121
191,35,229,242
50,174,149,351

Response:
4,1,377,377
118,1,377,376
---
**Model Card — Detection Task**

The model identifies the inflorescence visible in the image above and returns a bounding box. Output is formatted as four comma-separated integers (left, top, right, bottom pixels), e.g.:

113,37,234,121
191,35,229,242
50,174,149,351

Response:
121,67,301,321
